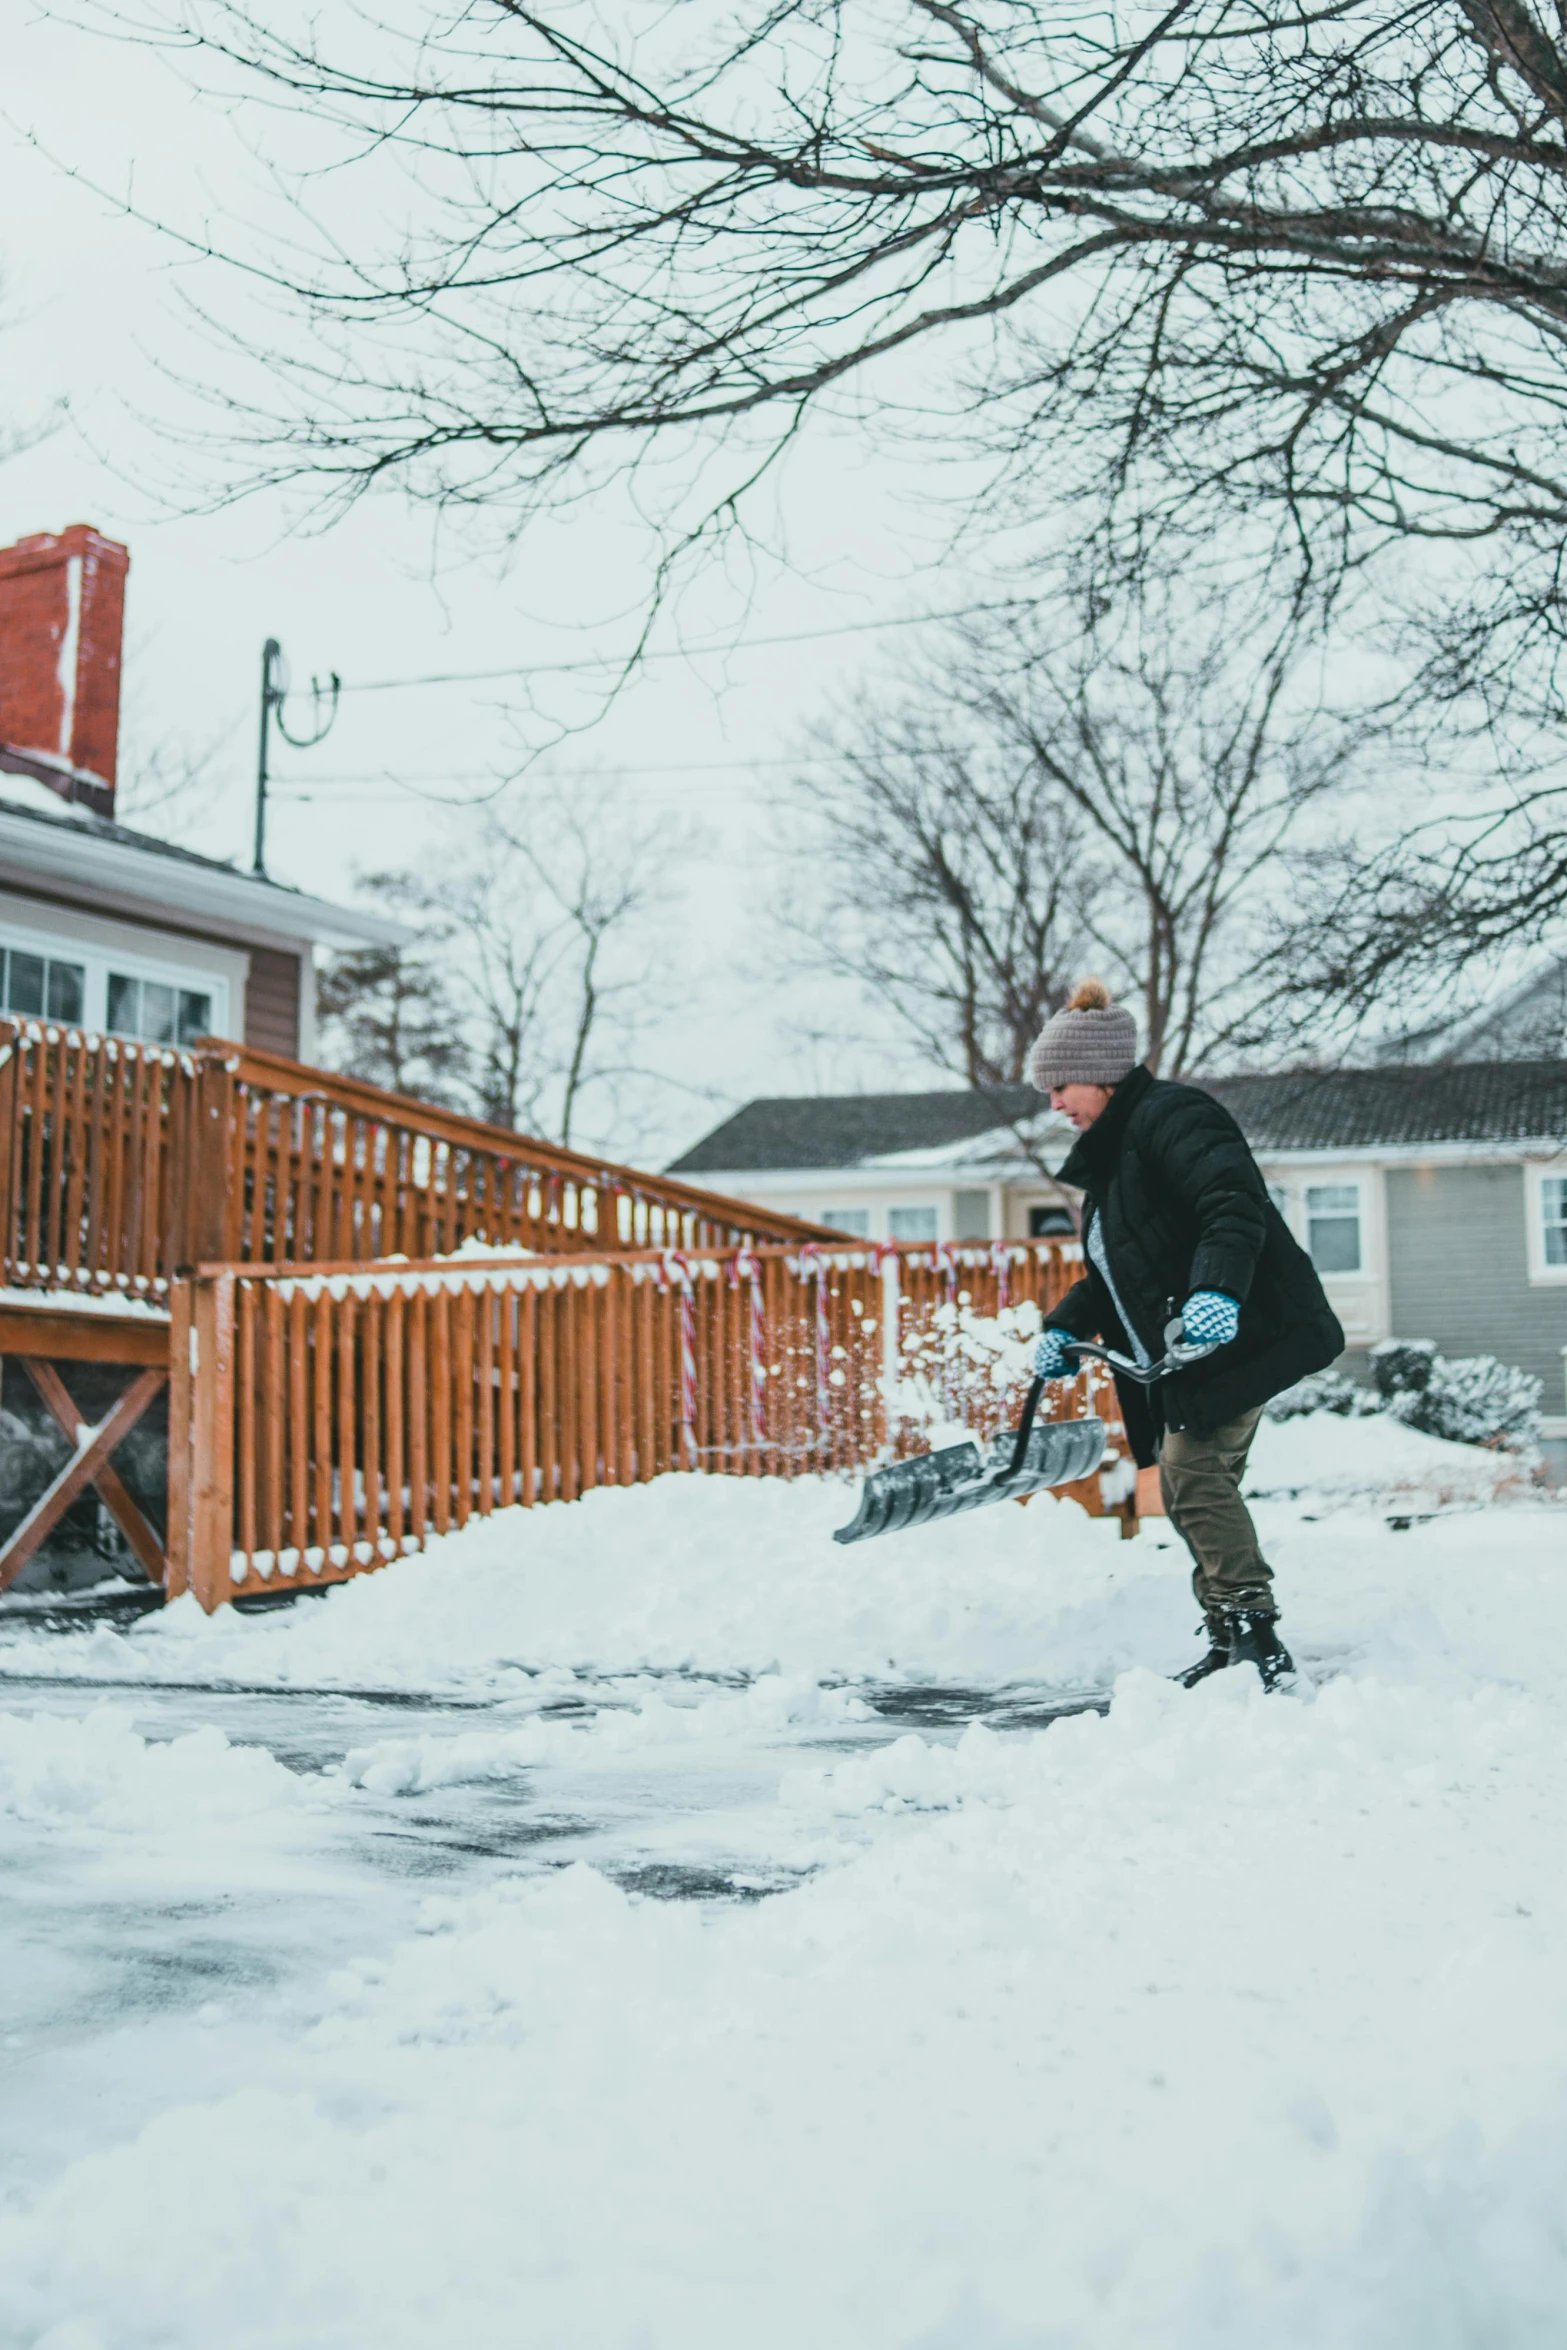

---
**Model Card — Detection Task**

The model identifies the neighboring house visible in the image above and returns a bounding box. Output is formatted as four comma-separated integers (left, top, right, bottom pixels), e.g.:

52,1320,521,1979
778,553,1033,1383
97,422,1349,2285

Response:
667,1088,1082,1248
0,524,402,1060
674,1060,1567,1430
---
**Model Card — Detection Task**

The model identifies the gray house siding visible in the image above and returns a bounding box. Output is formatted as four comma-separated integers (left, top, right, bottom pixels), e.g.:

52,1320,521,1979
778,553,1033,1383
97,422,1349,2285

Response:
1385,1165,1567,1409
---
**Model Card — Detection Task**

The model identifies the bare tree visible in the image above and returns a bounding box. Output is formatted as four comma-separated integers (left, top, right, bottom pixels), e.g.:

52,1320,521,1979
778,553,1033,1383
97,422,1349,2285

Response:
77,0,1567,641
785,582,1372,1080
78,0,1567,991
780,711,1097,1088
352,795,691,1149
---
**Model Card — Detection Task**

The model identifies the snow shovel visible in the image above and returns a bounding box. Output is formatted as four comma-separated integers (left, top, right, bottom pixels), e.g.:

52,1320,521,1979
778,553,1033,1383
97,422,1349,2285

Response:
830,1317,1220,1547
831,1379,1107,1546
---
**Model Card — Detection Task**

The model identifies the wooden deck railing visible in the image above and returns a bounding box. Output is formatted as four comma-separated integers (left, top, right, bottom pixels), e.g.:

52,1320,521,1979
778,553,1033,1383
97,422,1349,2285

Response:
0,1018,833,1299
167,1239,1123,1609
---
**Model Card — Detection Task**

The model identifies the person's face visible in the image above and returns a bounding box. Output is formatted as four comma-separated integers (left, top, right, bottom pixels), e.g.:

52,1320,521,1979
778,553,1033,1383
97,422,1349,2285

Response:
1050,1082,1116,1130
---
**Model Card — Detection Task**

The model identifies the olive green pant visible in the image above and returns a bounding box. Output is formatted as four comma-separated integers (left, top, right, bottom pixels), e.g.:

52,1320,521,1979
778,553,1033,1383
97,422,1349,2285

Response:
1158,1407,1275,1618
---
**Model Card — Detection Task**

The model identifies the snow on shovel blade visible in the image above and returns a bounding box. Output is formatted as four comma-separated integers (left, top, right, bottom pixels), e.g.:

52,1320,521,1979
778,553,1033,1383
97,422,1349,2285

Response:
832,1415,1107,1546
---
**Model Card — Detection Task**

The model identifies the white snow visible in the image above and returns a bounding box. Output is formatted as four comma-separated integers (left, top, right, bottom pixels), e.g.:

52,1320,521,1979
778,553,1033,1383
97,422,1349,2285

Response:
0,1705,312,1830
0,1283,169,1319
1245,1409,1526,1505
2,1411,1565,2348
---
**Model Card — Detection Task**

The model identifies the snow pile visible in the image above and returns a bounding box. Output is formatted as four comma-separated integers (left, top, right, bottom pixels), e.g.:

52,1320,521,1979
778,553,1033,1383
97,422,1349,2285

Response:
343,1672,870,1795
782,1716,1019,1816
0,1411,1548,1700
0,1473,1159,1692
7,1663,1567,2348
0,1706,310,1830
1244,1409,1523,1504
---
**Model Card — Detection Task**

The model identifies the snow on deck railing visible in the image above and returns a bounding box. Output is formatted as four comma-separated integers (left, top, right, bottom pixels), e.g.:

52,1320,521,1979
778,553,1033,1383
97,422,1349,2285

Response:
165,1238,1123,1610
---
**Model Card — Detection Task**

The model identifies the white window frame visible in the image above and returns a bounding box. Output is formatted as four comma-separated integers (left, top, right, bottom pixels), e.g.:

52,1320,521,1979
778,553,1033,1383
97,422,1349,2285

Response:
820,1207,871,1238
1525,1162,1567,1284
1304,1178,1364,1276
0,902,232,1046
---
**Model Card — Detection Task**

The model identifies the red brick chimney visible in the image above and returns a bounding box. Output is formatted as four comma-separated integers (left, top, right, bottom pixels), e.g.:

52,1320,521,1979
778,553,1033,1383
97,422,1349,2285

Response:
0,525,130,819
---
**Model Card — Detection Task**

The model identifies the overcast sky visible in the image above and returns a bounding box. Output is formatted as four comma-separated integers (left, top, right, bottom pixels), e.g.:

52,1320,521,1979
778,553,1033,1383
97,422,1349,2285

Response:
3,4,1008,1156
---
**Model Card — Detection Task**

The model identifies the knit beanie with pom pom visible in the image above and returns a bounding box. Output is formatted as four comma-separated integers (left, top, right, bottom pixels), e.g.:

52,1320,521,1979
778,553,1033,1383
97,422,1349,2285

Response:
1027,979,1140,1092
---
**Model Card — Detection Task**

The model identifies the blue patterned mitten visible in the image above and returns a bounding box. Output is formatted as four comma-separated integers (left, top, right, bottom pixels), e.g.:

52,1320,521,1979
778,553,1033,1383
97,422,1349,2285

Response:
1181,1290,1240,1347
1033,1327,1078,1381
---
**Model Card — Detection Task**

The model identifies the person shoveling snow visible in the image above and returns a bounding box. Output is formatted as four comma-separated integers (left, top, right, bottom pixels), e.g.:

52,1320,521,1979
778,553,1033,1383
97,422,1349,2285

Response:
1030,979,1344,1690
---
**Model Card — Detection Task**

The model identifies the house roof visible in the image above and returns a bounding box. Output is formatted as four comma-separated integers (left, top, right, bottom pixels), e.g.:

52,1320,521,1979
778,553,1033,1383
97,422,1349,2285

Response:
0,787,409,952
668,1087,1051,1173
1205,1061,1567,1151
672,1060,1567,1176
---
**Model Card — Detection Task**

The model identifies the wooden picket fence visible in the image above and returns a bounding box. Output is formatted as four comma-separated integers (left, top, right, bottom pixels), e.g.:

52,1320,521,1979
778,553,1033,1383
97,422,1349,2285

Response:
168,1239,1125,1609
0,1018,831,1300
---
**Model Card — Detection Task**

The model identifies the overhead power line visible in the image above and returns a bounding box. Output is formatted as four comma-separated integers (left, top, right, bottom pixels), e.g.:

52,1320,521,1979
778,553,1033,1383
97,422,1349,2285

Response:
342,598,1029,693
272,752,858,790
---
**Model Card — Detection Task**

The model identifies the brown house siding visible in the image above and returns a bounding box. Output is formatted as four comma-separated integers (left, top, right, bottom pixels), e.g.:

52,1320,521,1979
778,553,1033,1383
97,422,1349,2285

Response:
243,946,301,1055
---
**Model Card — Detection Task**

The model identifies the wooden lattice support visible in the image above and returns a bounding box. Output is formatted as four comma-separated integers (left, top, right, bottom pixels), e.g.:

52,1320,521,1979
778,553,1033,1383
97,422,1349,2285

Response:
0,1363,168,1593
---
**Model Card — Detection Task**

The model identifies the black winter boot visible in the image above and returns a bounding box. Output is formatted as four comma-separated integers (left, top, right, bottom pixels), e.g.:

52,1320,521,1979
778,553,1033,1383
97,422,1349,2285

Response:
1175,1613,1231,1688
1227,1607,1295,1692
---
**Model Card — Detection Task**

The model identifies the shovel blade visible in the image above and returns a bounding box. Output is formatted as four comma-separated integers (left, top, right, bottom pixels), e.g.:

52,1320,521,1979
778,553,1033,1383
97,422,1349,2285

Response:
832,1416,1107,1545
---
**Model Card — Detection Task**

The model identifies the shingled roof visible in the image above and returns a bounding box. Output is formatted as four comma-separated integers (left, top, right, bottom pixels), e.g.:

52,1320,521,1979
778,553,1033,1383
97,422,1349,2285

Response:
1205,1061,1567,1151
671,1061,1567,1174
668,1087,1045,1173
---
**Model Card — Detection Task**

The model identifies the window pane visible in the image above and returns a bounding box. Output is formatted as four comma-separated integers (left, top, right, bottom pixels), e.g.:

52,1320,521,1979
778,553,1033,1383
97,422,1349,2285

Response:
1308,1215,1361,1274
7,950,45,1015
1305,1184,1358,1213
178,990,212,1044
953,1189,990,1241
46,959,85,1022
106,973,141,1036
1544,1177,1567,1264
888,1206,938,1243
1029,1205,1076,1237
821,1208,869,1237
141,982,176,1044
8,949,44,1015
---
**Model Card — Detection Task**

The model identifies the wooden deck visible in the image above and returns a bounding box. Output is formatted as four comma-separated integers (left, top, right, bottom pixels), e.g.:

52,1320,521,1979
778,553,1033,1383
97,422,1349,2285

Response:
0,1019,1132,1608
0,1016,835,1301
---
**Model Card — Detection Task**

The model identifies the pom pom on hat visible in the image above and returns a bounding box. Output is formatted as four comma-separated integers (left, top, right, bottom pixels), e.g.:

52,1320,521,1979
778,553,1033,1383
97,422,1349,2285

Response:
1028,978,1139,1093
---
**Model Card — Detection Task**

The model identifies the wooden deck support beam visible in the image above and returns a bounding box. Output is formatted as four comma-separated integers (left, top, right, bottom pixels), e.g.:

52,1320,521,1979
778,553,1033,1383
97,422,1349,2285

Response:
21,1360,168,1585
0,1367,168,1592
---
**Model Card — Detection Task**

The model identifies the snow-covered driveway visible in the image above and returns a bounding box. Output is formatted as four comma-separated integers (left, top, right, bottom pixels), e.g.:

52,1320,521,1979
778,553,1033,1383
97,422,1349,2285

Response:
1,1419,1564,2349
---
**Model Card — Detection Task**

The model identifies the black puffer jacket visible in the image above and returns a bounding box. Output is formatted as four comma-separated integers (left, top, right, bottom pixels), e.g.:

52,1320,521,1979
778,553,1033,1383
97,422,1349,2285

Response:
1043,1064,1343,1466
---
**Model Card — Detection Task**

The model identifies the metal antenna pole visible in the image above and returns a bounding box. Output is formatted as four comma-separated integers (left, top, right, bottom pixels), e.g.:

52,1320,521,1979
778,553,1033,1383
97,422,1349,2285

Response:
253,637,340,878
254,638,281,876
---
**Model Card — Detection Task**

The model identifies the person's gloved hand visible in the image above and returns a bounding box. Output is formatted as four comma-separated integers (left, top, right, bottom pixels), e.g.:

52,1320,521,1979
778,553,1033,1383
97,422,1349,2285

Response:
1181,1290,1240,1348
1033,1326,1079,1381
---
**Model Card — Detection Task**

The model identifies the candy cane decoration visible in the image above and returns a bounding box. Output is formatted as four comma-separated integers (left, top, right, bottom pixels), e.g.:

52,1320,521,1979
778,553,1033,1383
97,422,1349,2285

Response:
732,1248,768,1444
989,1240,1012,1310
872,1241,902,1436
937,1240,960,1304
661,1249,699,1467
796,1243,833,1446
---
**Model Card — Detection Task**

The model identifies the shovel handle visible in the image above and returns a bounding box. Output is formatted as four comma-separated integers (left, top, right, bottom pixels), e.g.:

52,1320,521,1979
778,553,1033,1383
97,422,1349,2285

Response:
1000,1375,1047,1484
